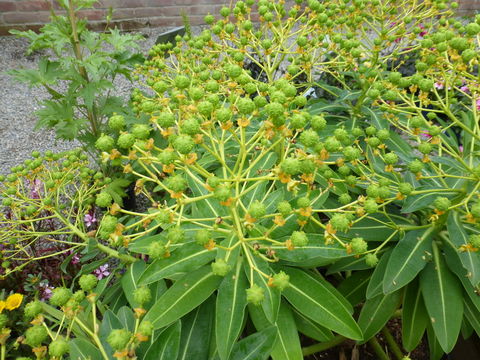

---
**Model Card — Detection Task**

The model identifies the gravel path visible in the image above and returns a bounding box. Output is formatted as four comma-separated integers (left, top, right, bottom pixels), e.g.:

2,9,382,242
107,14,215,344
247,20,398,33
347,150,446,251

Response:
0,27,182,176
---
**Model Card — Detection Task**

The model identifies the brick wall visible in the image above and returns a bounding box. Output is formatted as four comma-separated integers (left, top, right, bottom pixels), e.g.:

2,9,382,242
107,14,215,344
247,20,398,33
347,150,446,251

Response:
1,0,479,36
0,0,230,35
458,0,480,15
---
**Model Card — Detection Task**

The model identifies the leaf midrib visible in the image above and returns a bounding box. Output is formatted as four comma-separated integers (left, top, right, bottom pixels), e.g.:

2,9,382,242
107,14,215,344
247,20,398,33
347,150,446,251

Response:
150,271,214,326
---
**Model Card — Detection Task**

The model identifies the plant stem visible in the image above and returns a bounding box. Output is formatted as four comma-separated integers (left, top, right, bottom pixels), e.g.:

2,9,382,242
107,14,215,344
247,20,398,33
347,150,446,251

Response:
67,0,99,137
1,344,5,360
368,337,391,360
301,336,346,356
96,243,137,263
382,327,404,360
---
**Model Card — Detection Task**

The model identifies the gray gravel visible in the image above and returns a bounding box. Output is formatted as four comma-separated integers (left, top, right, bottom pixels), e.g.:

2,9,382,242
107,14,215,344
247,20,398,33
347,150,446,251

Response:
0,27,188,176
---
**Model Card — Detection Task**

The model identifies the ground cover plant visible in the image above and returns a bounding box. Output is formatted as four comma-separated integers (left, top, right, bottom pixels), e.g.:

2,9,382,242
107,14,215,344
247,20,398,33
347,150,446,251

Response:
2,0,480,359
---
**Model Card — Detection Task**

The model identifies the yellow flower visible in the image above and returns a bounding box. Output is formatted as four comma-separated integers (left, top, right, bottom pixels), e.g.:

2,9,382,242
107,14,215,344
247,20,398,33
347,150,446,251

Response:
0,301,5,313
5,294,23,311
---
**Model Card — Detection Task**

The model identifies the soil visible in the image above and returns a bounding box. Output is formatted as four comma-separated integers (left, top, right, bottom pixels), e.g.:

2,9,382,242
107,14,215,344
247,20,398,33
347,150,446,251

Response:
305,318,430,360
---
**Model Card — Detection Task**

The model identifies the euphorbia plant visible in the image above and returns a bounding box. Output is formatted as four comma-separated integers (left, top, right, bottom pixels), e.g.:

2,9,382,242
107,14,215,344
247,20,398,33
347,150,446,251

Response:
3,0,480,358
93,0,474,358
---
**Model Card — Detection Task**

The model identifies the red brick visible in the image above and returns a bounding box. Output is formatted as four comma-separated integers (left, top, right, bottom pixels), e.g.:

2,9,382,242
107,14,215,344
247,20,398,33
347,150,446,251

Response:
111,9,137,20
2,11,51,24
0,1,16,12
16,0,51,11
77,9,107,21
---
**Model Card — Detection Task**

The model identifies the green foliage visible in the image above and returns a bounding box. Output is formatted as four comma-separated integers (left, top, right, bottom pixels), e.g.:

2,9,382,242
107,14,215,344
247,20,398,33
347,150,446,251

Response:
9,0,144,151
4,0,480,358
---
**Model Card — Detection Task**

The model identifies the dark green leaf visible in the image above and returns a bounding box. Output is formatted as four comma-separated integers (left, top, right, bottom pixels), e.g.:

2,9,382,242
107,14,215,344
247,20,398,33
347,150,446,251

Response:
447,212,480,287
144,266,222,329
230,326,277,360
337,270,371,306
420,249,463,353
244,254,280,323
464,296,480,337
401,190,456,213
366,250,391,299
293,309,333,342
140,243,217,285
117,306,135,332
427,325,444,360
358,290,401,342
327,254,374,274
69,338,103,360
383,229,432,293
216,261,248,360
402,279,428,351
270,301,303,360
178,296,215,360
280,267,362,340
272,234,348,267
121,260,146,308
145,321,182,360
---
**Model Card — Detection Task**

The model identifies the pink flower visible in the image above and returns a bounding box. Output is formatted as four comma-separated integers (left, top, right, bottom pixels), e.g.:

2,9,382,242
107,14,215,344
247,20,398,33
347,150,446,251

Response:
84,212,97,228
29,179,42,199
476,98,480,111
421,132,432,140
434,82,444,90
459,145,464,152
39,283,54,301
94,264,110,280
67,250,81,265
419,24,427,37
460,85,470,93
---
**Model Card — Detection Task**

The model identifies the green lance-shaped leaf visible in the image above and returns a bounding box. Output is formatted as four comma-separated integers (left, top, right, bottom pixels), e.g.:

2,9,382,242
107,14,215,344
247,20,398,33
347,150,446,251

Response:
69,338,104,360
402,279,428,351
280,267,362,340
244,252,281,323
366,250,391,299
401,190,456,213
383,229,432,294
248,301,302,360
420,243,463,353
269,301,303,360
116,306,135,332
357,290,402,342
139,243,217,285
144,321,181,360
144,266,222,329
293,309,333,342
447,212,480,287
121,260,146,307
216,260,248,360
337,270,371,306
272,234,348,267
427,324,445,360
229,326,277,360
178,296,215,360
464,295,480,338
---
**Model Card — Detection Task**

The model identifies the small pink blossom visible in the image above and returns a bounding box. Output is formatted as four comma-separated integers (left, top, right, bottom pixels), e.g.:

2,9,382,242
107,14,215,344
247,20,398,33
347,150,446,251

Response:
39,283,54,301
419,24,427,37
476,98,480,111
459,145,464,152
84,212,97,228
94,264,110,280
421,132,432,140
67,250,81,265
434,82,444,90
28,179,42,199
460,85,470,93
